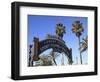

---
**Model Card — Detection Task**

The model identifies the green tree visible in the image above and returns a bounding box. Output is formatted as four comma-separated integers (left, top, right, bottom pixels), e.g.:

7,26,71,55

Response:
55,23,66,39
72,21,84,64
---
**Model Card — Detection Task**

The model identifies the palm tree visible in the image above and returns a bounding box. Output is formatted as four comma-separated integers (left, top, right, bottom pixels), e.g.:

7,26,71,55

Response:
80,36,88,53
72,21,84,64
55,23,66,39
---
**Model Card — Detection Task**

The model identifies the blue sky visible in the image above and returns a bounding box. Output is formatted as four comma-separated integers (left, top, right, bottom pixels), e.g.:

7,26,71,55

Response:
28,15,88,65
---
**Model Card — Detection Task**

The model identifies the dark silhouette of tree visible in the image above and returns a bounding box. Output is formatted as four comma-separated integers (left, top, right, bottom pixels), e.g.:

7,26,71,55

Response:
55,23,66,39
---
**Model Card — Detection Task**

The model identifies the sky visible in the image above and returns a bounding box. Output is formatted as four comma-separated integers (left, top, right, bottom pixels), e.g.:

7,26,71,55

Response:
28,15,88,65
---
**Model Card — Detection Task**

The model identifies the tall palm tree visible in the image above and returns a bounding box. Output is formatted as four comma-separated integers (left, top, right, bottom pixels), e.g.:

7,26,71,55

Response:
80,36,88,53
72,21,84,64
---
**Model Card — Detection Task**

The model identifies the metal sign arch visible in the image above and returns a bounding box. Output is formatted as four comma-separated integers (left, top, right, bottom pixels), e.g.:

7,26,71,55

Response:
32,37,73,64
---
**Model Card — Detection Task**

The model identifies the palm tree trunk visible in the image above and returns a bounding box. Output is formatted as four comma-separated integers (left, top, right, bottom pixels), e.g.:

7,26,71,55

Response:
78,37,82,64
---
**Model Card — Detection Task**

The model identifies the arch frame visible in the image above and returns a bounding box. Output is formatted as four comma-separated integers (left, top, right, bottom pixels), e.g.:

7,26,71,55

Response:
32,37,73,64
